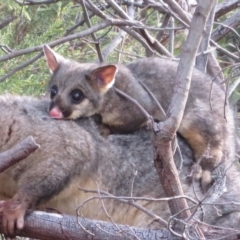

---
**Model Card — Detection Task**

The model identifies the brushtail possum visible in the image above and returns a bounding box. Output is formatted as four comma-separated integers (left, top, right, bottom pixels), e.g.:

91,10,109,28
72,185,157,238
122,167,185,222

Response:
0,95,156,236
43,45,235,193
0,95,239,238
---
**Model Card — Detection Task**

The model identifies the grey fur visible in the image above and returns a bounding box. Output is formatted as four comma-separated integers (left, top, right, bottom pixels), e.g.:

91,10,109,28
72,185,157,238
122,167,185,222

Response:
44,46,235,192
0,95,239,238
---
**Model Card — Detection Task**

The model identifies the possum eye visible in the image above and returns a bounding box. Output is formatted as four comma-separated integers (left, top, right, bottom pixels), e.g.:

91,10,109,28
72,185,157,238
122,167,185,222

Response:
85,74,90,80
70,89,84,104
50,85,58,99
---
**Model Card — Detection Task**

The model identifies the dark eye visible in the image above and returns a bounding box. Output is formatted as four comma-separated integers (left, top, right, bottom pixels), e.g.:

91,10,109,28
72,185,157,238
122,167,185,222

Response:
50,85,58,99
70,89,84,103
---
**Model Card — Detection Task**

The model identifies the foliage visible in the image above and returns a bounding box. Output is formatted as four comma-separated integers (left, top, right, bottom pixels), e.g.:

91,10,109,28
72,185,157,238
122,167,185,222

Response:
0,0,240,100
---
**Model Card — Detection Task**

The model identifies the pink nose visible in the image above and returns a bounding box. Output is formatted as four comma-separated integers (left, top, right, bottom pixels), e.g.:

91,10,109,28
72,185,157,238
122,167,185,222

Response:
49,107,63,119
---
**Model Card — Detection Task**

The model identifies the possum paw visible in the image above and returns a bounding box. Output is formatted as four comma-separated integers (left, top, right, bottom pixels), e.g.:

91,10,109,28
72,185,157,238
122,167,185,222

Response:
200,170,213,193
190,164,213,193
190,163,203,181
0,199,26,238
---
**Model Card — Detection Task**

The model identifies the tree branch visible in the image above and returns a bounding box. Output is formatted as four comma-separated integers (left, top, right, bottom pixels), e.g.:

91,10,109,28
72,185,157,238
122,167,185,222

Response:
79,0,104,63
0,19,144,62
12,0,61,6
0,52,43,82
0,136,39,173
153,1,215,235
195,1,217,72
0,16,17,30
212,11,240,42
215,0,240,19
162,0,191,26
0,211,180,240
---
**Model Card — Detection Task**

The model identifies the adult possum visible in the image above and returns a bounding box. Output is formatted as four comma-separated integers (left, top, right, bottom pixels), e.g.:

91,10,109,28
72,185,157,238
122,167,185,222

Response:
0,95,238,238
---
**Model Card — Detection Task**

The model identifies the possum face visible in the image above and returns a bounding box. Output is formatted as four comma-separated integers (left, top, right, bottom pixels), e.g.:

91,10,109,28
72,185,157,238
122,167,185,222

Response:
43,45,118,120
48,69,99,120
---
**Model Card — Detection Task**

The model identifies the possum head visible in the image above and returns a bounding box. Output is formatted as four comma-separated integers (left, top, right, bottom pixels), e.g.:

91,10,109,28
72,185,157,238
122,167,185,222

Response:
43,45,118,119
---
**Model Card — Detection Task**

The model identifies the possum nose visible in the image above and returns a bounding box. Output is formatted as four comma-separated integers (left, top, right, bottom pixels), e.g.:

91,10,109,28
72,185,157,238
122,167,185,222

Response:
49,107,63,119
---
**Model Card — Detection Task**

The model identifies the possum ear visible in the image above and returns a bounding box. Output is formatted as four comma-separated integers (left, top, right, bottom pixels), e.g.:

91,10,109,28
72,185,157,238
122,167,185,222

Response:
43,45,66,73
90,65,118,89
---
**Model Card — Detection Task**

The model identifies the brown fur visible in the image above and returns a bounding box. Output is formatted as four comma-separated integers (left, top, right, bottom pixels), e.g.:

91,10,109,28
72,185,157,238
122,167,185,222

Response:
43,46,235,193
0,95,239,238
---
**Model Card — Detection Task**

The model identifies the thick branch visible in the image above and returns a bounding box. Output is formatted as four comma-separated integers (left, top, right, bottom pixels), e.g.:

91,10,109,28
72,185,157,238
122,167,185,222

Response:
196,1,217,72
215,0,240,19
0,211,180,240
212,11,240,42
0,16,17,30
153,0,215,232
1,210,237,240
168,1,215,131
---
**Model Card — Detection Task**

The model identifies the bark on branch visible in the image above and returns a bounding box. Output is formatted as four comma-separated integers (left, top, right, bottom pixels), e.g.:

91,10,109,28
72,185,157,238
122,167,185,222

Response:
0,211,180,240
1,210,238,239
215,0,240,19
0,136,39,173
153,1,215,235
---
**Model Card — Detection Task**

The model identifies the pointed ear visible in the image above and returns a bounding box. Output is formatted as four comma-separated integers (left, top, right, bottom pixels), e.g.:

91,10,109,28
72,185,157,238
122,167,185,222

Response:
90,65,118,89
43,45,66,73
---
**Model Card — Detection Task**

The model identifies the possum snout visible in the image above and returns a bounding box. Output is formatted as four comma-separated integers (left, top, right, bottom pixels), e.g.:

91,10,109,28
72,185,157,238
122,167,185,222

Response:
49,106,63,119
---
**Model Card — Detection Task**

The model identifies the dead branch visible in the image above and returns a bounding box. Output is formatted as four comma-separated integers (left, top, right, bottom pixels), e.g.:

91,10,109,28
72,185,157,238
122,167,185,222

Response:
0,18,144,63
215,0,240,19
12,0,61,6
153,1,215,236
207,53,225,87
0,136,39,173
99,0,136,61
0,211,180,240
79,0,104,63
196,1,217,72
0,52,43,82
101,30,127,61
155,14,171,42
150,0,189,28
162,0,191,26
0,16,17,30
1,194,240,240
212,11,240,42
211,40,240,62
85,0,155,56
96,0,173,57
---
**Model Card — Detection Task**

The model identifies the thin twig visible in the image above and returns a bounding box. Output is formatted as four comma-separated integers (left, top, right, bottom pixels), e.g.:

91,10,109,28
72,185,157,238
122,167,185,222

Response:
78,187,198,204
114,87,154,126
0,53,43,83
12,0,60,5
79,0,104,62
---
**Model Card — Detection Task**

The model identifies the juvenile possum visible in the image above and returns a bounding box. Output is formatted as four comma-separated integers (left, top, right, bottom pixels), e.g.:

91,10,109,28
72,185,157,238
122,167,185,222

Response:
43,45,235,192
0,95,238,238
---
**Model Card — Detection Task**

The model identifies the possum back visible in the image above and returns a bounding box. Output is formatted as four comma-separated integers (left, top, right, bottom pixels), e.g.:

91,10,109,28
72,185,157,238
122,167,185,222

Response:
0,95,239,234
